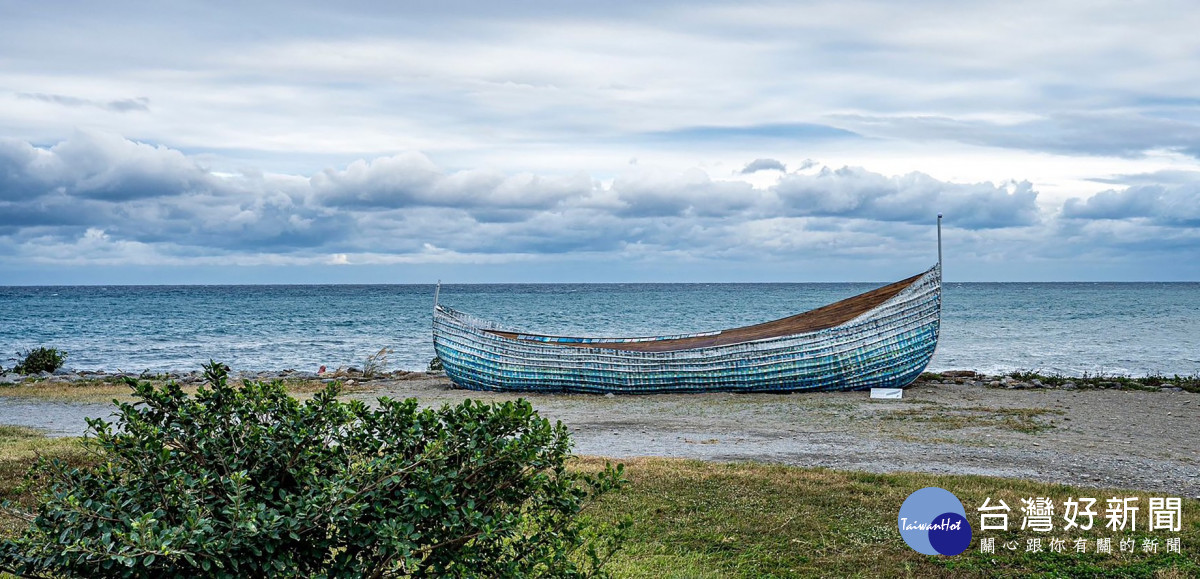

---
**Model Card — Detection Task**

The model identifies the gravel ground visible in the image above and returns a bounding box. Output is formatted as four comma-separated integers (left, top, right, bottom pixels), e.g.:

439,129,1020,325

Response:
3,371,1197,498
352,375,1200,499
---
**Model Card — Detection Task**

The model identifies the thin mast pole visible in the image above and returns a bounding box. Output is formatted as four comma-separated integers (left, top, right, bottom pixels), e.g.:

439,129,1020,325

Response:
936,214,943,271
434,280,441,311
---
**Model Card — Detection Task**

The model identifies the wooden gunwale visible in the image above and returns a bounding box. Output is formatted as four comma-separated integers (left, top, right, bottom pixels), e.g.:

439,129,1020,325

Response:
484,272,924,353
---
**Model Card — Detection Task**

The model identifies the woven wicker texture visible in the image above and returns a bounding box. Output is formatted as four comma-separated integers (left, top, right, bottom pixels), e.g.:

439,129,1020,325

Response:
432,265,941,394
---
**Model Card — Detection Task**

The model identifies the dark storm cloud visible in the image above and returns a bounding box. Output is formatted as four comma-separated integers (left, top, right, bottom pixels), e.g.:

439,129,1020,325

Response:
772,166,1039,229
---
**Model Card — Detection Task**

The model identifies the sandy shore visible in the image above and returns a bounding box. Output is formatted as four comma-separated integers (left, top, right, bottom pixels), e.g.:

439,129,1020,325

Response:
2,371,1197,498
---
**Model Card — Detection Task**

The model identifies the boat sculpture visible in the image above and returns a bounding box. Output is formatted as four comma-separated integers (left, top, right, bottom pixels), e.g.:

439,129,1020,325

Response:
432,218,943,394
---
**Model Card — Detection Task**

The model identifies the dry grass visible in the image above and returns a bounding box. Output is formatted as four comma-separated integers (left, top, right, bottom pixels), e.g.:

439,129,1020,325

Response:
0,426,92,539
880,404,1066,434
0,377,358,403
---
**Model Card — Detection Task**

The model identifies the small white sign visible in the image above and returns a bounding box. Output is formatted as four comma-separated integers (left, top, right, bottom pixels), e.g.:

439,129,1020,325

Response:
871,388,903,399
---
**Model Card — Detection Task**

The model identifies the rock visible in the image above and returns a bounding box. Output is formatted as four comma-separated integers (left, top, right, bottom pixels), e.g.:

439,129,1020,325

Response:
1062,382,1077,389
943,370,978,378
604,393,615,398
1162,387,1183,392
1031,379,1044,387
53,367,74,376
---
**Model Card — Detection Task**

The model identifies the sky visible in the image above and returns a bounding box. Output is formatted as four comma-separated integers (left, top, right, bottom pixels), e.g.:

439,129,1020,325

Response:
2,0,1199,284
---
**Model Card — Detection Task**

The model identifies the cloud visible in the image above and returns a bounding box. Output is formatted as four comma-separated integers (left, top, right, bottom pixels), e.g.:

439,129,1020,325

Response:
0,133,346,257
0,131,213,202
2,133,1199,281
309,153,595,212
772,166,1039,229
741,158,787,173
836,112,1200,159
611,167,759,217
1087,169,1200,187
644,123,859,145
17,92,150,113
1062,182,1200,227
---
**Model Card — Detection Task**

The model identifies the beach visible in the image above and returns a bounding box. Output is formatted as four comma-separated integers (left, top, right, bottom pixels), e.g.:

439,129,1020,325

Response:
3,369,1197,498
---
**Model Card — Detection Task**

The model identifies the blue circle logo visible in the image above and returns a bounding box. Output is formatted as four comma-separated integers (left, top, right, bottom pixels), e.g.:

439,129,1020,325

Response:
898,487,972,556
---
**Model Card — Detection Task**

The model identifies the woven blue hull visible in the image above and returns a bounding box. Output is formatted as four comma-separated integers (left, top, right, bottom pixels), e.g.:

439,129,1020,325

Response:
433,266,940,394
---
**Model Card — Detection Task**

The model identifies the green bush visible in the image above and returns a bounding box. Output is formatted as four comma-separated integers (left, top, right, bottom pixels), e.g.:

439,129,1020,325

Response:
0,361,625,578
11,347,68,375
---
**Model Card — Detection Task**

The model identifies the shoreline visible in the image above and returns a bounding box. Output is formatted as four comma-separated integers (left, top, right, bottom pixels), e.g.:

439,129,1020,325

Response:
1,369,1197,499
3,366,1198,391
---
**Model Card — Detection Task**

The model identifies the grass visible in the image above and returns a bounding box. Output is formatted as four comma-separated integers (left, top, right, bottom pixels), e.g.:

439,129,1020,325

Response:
0,376,356,403
1005,372,1200,393
920,371,1200,393
2,429,1197,577
0,426,93,538
576,457,1200,578
880,404,1066,434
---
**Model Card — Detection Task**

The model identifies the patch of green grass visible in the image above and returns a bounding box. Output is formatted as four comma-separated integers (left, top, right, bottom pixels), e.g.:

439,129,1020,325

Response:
576,457,1200,578
881,405,1066,434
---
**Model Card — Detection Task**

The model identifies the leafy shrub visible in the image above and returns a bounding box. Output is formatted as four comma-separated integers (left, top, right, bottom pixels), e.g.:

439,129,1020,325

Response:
11,347,67,375
0,361,625,577
428,356,444,373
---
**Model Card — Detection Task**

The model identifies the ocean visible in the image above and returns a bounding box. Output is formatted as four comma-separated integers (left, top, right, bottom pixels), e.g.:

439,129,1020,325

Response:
1,282,1197,378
